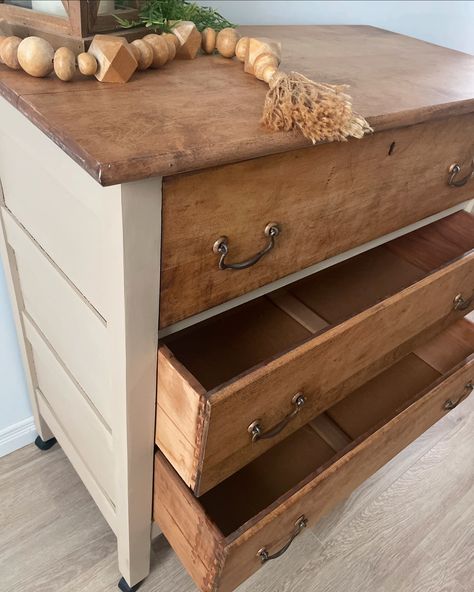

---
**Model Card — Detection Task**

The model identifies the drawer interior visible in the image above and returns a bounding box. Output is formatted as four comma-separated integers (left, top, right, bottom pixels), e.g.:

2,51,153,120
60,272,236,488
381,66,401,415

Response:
196,316,474,536
164,211,474,391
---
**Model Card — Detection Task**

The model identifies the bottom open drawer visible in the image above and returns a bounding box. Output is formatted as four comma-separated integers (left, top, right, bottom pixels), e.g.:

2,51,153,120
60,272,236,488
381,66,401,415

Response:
154,317,474,592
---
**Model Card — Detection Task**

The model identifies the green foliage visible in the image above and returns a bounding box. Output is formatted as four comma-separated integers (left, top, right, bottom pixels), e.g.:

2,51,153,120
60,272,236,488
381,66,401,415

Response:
115,0,235,32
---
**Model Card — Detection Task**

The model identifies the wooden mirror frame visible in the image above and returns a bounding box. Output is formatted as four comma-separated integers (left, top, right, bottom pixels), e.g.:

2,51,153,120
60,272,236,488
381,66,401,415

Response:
0,1,146,51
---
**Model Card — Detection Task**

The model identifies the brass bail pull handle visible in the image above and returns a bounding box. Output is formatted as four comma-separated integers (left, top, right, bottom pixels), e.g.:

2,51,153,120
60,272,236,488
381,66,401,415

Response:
448,161,474,187
248,393,306,442
444,381,473,410
213,223,280,270
453,293,473,311
258,516,308,564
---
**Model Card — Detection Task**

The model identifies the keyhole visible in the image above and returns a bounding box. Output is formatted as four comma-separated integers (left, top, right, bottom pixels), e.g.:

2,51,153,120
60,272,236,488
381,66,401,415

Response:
388,142,396,156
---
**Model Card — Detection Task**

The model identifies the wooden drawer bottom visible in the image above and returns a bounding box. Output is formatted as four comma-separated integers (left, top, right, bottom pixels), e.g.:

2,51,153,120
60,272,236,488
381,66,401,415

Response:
154,317,474,592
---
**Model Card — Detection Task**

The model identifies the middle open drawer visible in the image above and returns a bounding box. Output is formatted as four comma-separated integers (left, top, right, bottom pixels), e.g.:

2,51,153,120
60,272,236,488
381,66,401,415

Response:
156,211,474,495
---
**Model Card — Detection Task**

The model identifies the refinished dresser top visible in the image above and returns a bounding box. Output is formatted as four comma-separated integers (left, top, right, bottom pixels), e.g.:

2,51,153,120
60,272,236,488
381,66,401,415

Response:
1,25,474,186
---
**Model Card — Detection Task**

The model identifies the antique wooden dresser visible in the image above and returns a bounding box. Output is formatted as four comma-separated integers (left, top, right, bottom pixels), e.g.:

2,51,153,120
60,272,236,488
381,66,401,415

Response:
0,25,473,592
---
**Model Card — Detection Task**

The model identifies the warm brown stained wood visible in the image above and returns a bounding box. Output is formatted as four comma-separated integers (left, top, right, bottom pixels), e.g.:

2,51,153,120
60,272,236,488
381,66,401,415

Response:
154,352,474,592
414,316,474,373
2,25,474,185
153,453,225,591
200,253,474,493
327,354,441,439
160,117,474,327
155,346,207,488
308,413,352,451
386,210,474,271
216,357,474,592
158,243,474,495
156,212,474,495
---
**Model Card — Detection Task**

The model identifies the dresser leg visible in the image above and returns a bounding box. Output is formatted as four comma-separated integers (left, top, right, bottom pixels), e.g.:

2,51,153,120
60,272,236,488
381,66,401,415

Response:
34,435,57,451
118,577,142,592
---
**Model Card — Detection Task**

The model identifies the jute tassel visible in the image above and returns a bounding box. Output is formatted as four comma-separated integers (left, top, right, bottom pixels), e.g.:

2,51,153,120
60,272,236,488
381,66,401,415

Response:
262,71,372,143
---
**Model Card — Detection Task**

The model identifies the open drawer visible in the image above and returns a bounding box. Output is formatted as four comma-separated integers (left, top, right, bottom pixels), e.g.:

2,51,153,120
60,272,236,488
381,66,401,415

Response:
156,211,474,495
154,318,474,592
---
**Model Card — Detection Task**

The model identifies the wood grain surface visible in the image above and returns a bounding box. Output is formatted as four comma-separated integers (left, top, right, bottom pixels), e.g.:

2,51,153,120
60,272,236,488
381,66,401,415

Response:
160,119,474,327
162,250,474,495
2,26,474,184
153,353,473,592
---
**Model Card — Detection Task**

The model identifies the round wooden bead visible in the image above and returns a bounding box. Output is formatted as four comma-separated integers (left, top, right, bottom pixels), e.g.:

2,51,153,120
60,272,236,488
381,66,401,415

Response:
77,52,97,76
162,33,180,50
17,36,54,77
235,36,249,62
216,28,239,58
53,46,75,81
142,34,170,67
0,36,22,70
262,65,278,84
254,53,280,81
161,36,176,61
130,39,153,71
201,27,216,54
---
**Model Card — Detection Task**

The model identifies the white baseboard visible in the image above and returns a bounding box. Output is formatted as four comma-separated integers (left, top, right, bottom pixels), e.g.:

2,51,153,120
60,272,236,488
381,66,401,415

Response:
0,416,36,458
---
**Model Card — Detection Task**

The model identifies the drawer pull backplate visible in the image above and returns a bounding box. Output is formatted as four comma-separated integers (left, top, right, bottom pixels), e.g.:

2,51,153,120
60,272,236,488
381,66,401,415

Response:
453,293,473,311
258,516,308,563
213,223,280,270
448,161,474,187
444,381,473,410
248,392,306,442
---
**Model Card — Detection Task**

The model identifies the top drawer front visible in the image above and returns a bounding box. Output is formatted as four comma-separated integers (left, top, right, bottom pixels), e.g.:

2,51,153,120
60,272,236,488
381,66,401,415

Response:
160,113,474,328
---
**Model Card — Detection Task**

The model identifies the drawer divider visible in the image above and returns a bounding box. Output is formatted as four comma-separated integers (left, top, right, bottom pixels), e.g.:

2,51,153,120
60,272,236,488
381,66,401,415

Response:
309,413,352,451
268,290,329,333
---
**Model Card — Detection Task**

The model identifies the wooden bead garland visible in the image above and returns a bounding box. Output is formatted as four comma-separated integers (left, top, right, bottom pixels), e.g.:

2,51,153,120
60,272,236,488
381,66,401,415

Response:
0,22,372,145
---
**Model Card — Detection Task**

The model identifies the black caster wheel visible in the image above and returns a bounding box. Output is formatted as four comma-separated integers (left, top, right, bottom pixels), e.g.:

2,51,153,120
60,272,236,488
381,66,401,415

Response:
118,577,142,592
34,435,57,451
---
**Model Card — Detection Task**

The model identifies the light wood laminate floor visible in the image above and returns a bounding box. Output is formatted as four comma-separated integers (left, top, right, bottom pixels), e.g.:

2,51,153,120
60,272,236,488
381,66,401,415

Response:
1,395,473,592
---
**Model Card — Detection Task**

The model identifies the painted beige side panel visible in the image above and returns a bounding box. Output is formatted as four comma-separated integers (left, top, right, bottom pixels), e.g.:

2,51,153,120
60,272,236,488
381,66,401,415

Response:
2,207,110,426
36,390,117,533
0,99,109,317
0,182,53,442
23,314,115,502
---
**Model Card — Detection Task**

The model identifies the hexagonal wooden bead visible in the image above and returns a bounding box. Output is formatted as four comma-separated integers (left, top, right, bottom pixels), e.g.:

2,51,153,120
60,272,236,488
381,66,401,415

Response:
172,21,202,59
87,35,137,83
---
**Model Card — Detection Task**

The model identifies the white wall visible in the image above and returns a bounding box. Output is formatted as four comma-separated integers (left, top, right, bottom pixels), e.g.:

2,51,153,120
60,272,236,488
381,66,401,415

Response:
0,261,35,456
1,0,474,456
202,1,474,56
